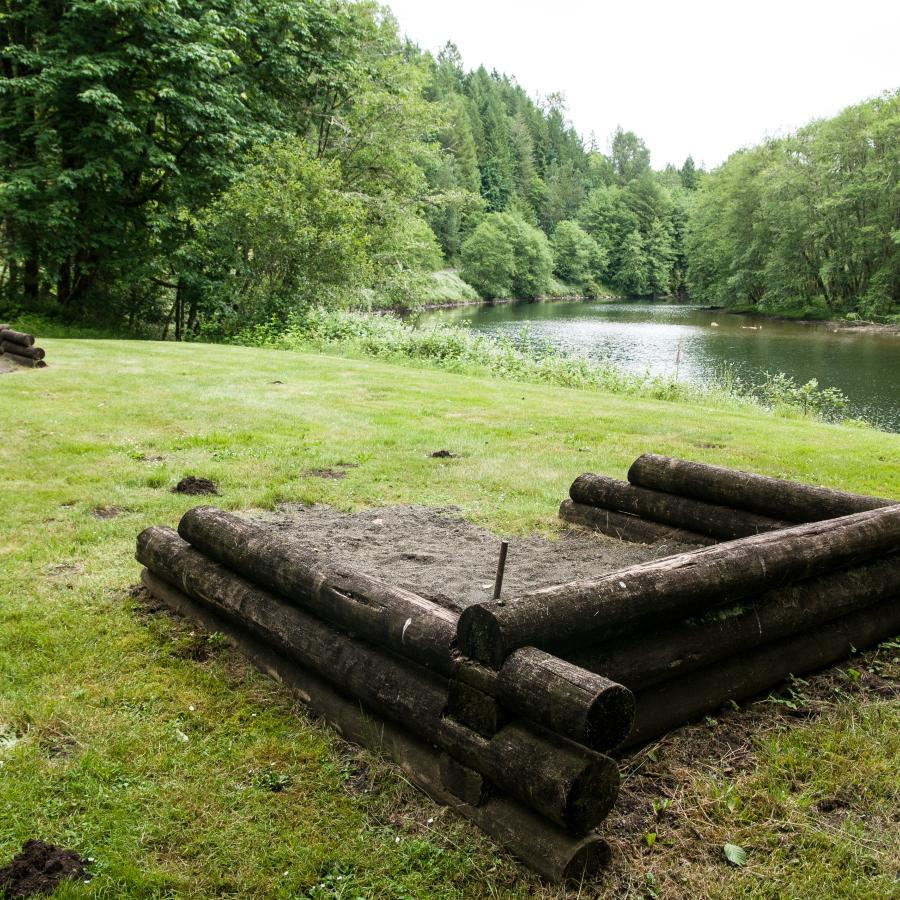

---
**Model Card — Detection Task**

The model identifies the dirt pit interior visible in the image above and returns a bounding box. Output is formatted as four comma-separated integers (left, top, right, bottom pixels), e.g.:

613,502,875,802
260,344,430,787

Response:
260,502,695,609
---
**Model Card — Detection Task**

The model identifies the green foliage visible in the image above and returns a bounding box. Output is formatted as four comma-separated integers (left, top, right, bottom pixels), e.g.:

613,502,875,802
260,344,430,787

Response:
686,92,900,317
460,213,553,299
193,142,372,331
551,221,606,284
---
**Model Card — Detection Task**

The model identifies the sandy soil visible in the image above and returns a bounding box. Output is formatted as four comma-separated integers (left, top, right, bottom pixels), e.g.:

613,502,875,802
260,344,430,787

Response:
260,503,694,609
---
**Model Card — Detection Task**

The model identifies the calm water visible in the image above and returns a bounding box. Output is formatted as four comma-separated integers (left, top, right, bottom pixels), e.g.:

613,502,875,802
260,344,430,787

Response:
419,301,900,431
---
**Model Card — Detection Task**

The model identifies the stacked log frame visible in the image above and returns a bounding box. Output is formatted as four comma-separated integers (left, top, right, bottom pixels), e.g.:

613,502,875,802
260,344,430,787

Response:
137,457,900,880
0,327,47,368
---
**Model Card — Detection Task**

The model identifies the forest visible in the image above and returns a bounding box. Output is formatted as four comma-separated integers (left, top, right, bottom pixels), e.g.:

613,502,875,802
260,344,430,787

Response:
1,0,897,338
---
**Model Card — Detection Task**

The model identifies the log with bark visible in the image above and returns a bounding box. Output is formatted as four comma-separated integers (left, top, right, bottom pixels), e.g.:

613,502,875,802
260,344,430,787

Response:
624,594,900,746
565,554,900,690
140,570,610,881
570,473,788,540
458,506,900,667
0,329,35,347
2,350,46,368
177,506,459,674
559,499,714,546
0,341,44,360
628,453,896,523
136,526,620,831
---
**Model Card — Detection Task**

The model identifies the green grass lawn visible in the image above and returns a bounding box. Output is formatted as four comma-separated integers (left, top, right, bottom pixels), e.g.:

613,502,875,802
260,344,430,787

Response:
1,339,898,898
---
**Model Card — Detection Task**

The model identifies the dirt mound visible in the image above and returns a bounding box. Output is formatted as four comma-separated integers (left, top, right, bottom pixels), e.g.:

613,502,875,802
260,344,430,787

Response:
172,476,218,495
0,840,89,898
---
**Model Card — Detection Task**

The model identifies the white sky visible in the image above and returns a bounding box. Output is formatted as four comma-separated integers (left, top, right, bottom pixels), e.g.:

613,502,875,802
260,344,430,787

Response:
385,0,900,170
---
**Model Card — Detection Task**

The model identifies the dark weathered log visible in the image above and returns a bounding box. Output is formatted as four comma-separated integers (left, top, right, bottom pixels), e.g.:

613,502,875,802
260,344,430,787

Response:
624,595,900,747
560,499,714,546
0,341,44,360
498,647,634,752
436,717,619,833
2,350,46,368
628,453,896,523
570,473,788,540
137,527,620,831
0,329,34,347
458,506,900,667
141,570,610,881
447,679,508,736
566,554,900,691
178,506,458,674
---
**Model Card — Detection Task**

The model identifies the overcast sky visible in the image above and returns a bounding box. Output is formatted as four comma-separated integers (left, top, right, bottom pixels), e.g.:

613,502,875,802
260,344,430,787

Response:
385,0,900,170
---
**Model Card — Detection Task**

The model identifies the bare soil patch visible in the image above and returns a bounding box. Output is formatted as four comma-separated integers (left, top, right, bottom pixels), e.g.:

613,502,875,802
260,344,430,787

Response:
261,503,684,609
172,476,218,495
93,506,120,520
0,840,90,898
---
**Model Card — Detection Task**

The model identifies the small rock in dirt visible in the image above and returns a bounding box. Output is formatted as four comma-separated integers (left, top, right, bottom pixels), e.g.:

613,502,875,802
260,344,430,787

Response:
172,476,218,495
93,506,119,520
429,449,456,458
0,840,90,898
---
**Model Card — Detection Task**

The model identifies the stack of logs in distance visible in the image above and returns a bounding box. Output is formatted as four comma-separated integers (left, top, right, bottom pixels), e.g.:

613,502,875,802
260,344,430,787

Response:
138,456,900,881
0,326,47,368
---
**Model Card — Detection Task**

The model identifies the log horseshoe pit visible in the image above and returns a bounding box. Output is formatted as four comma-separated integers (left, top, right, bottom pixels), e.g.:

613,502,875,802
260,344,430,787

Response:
137,455,899,880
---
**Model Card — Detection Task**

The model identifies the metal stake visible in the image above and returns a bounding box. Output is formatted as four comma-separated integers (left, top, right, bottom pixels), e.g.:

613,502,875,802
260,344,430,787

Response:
493,540,509,601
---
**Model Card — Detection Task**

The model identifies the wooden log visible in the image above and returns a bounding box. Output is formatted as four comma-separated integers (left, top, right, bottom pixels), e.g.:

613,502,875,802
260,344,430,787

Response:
177,506,458,674
447,679,508,736
0,329,34,347
498,648,634,752
628,453,896,523
457,506,900,667
140,570,610,881
2,350,45,368
436,717,619,833
624,595,900,747
560,499,714,546
565,554,900,691
136,527,620,831
0,341,44,360
570,473,788,540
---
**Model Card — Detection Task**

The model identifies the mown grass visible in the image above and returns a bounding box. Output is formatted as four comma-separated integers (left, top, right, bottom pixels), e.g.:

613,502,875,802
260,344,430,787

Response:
1,339,898,898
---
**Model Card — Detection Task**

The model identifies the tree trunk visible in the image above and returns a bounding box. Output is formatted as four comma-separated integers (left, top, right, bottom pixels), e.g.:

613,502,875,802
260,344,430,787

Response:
174,282,184,342
623,595,900,747
457,506,900,667
570,473,787,540
565,554,900,691
176,507,458,674
136,527,620,832
560,499,715,546
140,570,610,882
627,453,896,523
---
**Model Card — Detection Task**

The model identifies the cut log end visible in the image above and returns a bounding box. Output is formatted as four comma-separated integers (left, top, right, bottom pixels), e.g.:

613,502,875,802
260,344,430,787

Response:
457,603,507,668
584,683,635,751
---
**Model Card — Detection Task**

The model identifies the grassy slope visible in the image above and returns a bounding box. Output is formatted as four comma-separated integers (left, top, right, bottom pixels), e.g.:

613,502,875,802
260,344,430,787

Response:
1,339,898,899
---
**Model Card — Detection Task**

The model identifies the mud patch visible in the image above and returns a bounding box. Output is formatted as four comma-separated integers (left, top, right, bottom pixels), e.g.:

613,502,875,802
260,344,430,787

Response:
429,449,456,458
172,476,218,495
0,840,90,898
92,506,119,520
44,562,84,579
303,468,348,480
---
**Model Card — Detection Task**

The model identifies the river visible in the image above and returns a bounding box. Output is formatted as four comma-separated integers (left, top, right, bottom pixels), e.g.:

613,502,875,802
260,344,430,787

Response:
418,301,900,431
